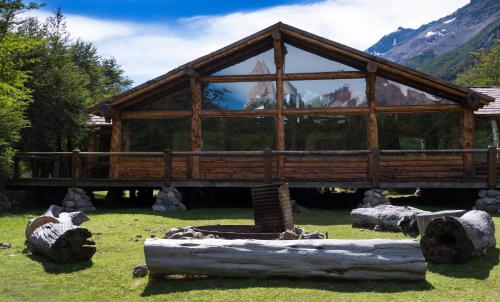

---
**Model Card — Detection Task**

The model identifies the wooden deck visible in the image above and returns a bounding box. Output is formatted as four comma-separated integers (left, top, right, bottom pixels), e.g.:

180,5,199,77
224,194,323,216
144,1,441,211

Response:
5,148,500,190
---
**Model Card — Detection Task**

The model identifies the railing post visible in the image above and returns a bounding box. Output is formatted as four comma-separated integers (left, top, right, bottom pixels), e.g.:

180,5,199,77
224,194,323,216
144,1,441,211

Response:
13,157,20,179
164,149,172,186
53,156,60,178
487,146,496,189
72,149,81,186
371,148,380,188
264,148,272,184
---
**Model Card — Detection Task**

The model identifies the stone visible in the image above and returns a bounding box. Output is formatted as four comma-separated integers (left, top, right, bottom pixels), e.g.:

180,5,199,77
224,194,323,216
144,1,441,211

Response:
133,264,148,278
152,186,186,211
483,198,496,205
61,187,95,213
358,189,390,208
475,199,497,213
280,229,300,240
486,189,499,198
152,205,167,212
478,189,487,198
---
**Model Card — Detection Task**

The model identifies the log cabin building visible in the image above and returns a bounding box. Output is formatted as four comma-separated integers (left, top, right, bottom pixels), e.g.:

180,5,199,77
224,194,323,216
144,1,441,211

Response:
9,23,499,191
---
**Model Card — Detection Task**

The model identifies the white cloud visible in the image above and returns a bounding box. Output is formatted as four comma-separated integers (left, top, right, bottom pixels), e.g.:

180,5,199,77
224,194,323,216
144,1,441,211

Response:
26,0,469,85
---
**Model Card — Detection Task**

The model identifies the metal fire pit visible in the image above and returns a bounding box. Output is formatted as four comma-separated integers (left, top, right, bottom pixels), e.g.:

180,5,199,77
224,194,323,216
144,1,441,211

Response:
192,225,281,239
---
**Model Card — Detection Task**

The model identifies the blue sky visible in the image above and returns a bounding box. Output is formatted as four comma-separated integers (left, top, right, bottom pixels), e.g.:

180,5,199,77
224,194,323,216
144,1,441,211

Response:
40,0,312,21
29,1,469,85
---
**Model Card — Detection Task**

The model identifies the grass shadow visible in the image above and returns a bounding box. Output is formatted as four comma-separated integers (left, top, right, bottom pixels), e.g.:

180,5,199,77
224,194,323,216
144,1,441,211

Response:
26,253,93,274
428,247,499,279
141,276,433,296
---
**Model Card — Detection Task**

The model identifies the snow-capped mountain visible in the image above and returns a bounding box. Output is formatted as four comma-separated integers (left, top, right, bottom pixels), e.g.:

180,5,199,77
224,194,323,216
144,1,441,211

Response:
367,0,500,69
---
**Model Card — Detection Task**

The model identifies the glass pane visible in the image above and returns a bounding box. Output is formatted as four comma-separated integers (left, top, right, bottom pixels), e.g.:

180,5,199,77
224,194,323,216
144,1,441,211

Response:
284,44,357,73
212,49,275,76
122,118,190,151
475,118,495,148
285,115,367,150
203,82,277,110
202,117,275,151
124,86,191,111
284,79,366,108
378,112,461,150
376,77,456,106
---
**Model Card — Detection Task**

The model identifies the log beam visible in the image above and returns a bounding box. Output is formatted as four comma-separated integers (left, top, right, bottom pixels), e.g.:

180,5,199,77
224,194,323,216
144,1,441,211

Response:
461,108,475,179
144,238,427,281
189,70,202,179
274,31,285,180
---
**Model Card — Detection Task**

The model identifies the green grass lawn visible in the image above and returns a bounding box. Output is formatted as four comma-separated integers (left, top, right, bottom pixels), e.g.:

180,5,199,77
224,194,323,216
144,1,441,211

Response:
0,207,499,302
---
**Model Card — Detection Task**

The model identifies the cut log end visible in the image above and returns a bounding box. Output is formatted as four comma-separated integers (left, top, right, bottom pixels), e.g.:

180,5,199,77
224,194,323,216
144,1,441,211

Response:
421,211,496,263
420,217,474,263
53,228,96,263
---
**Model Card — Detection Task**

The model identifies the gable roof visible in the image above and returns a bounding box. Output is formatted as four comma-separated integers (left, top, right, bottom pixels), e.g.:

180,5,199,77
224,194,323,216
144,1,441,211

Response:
89,22,494,114
473,86,500,117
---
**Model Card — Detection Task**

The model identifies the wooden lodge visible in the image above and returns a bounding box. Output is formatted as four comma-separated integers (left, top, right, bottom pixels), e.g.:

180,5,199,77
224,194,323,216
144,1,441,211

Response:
8,23,500,190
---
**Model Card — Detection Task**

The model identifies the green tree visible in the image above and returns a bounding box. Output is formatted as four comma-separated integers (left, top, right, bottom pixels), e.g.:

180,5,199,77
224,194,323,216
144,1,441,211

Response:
0,0,38,176
19,10,131,153
456,40,500,86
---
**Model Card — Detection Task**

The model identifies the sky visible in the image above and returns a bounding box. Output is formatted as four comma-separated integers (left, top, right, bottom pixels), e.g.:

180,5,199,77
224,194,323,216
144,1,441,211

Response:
27,0,470,85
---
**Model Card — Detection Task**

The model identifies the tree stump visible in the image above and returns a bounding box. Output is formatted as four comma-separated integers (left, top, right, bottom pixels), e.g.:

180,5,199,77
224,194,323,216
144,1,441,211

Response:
25,205,96,263
416,210,466,236
350,205,430,232
421,210,496,263
145,238,427,281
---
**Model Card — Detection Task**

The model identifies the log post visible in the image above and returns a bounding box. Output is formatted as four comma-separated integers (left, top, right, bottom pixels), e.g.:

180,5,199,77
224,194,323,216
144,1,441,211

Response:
163,149,172,186
145,238,427,281
366,61,379,182
53,156,60,178
371,148,380,188
461,108,475,179
421,210,496,263
264,148,272,184
109,111,122,179
25,205,95,264
273,31,285,181
487,146,496,189
71,149,81,186
187,67,201,179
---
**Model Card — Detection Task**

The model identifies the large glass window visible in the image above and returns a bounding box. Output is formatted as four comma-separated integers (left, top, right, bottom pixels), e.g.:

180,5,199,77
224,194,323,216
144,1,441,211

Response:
284,79,367,108
121,118,190,151
475,118,495,148
284,44,357,73
202,82,277,110
212,49,275,76
202,117,275,151
376,77,456,106
378,112,461,150
285,115,367,150
124,86,192,111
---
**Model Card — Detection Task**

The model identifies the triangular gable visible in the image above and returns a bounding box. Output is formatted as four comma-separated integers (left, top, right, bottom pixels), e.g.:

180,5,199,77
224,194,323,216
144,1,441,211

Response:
89,22,494,115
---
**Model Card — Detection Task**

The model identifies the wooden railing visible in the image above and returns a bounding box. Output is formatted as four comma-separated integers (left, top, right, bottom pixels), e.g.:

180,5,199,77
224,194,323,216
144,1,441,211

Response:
11,147,500,188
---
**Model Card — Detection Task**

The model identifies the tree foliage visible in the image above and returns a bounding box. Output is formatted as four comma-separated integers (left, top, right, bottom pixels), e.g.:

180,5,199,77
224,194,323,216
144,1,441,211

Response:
456,40,500,86
0,1,131,176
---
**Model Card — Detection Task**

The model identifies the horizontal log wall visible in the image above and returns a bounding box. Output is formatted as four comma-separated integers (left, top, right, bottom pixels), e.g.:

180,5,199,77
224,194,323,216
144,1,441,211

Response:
117,156,188,180
284,156,369,180
380,155,465,181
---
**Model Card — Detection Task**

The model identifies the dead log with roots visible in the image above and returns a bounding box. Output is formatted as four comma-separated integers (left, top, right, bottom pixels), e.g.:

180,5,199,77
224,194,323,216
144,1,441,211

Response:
420,210,496,263
25,205,96,263
144,238,427,281
350,205,430,232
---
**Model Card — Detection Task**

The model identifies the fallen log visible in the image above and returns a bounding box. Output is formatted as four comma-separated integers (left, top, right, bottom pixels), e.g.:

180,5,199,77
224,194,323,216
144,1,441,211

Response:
144,238,427,281
25,205,96,264
350,205,430,232
421,210,496,263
